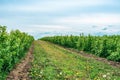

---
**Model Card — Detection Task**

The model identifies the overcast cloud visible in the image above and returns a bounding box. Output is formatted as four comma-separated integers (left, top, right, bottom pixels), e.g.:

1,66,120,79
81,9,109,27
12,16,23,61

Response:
0,0,120,39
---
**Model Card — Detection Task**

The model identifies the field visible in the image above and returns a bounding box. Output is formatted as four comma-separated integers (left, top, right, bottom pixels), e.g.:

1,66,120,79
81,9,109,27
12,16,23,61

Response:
1,0,120,79
1,26,120,80
30,40,120,80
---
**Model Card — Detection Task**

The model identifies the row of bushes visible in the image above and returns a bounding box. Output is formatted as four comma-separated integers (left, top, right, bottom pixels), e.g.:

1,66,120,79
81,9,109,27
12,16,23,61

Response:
0,25,34,79
41,34,120,62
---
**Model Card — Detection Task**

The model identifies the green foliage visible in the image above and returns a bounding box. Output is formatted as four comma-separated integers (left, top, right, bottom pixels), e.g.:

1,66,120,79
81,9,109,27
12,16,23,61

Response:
30,41,120,80
41,34,120,62
0,25,34,79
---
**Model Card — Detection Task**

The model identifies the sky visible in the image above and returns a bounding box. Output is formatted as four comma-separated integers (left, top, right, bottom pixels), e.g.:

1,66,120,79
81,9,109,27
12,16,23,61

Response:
0,0,120,39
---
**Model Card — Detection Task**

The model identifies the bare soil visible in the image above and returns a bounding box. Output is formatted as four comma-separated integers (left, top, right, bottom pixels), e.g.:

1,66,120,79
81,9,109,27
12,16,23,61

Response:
6,42,120,80
6,45,34,80
67,48,120,68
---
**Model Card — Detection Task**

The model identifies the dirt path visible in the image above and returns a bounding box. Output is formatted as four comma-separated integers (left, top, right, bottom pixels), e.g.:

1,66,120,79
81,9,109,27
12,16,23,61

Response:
47,41,120,68
30,41,120,79
67,48,120,68
6,41,120,80
6,45,34,80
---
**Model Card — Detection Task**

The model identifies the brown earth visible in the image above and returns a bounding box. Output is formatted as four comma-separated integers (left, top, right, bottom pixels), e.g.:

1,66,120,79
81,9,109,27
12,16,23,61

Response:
67,48,120,68
6,45,34,80
6,41,120,80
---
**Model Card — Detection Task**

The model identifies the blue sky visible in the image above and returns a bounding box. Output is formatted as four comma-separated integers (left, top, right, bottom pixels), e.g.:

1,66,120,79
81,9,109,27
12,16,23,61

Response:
0,0,120,39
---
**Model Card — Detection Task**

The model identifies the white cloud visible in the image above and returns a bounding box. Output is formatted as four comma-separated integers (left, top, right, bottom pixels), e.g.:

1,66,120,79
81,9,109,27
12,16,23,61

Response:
0,0,112,12
1,0,120,38
54,13,120,25
17,24,73,33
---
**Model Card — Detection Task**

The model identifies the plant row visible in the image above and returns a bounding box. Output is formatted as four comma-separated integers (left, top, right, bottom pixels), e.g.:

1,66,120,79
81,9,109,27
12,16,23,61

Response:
41,34,120,62
0,25,34,79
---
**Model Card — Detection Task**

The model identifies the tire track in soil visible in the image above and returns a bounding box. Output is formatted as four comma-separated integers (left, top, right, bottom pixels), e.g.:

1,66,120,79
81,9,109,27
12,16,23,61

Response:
67,48,120,68
6,45,34,80
48,42,120,68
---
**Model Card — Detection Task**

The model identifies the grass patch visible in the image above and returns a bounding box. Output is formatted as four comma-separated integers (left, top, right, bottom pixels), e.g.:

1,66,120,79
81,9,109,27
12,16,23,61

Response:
30,40,120,80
